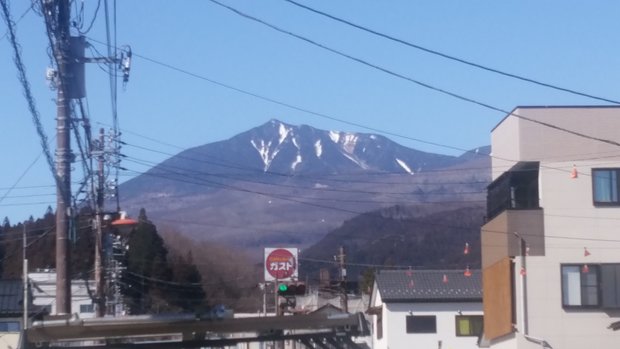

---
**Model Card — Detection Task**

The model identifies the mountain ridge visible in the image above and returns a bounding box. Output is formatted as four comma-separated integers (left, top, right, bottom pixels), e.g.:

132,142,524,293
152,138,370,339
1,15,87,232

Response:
119,119,491,255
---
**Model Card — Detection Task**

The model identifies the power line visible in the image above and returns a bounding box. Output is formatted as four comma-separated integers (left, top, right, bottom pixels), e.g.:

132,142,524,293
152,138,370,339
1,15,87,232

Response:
207,0,620,149
120,165,363,215
87,35,620,159
0,0,65,200
121,139,492,185
282,0,620,105
121,158,484,208
0,1,32,41
85,36,473,155
122,153,487,198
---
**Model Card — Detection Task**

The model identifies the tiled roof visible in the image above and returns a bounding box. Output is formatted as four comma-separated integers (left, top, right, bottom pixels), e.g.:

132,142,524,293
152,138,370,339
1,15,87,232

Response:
375,269,481,302
0,280,24,315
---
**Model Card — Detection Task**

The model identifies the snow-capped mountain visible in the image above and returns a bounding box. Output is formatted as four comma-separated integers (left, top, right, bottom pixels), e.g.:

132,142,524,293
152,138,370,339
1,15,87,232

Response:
119,119,490,254
244,119,458,174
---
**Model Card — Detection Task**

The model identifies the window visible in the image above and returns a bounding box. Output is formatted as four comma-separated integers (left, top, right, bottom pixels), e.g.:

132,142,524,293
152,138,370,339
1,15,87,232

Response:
406,315,436,334
592,169,620,205
376,313,383,339
455,315,483,336
561,264,620,309
0,322,20,332
561,265,600,307
80,303,95,313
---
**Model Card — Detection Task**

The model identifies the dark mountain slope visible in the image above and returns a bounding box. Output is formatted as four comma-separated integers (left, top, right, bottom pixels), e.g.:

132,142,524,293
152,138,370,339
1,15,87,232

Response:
301,203,485,280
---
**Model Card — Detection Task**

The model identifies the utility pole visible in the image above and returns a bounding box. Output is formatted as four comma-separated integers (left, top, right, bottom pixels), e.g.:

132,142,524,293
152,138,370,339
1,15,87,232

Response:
94,128,106,317
337,246,348,313
54,0,73,315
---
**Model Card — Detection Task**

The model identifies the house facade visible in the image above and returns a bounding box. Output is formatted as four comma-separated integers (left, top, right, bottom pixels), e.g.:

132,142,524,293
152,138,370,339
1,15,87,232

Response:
29,270,96,318
369,269,482,349
480,106,620,348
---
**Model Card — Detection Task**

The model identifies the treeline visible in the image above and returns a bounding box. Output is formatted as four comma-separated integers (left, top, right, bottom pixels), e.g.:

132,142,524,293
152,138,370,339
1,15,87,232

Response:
0,207,262,314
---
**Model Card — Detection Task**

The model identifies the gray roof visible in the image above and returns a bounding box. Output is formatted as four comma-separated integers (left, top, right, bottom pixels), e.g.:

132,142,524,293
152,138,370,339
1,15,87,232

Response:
0,279,24,315
375,269,481,302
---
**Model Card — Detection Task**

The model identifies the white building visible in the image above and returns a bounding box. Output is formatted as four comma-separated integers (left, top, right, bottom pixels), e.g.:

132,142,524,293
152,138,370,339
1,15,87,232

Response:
480,106,620,348
369,269,483,349
29,270,96,318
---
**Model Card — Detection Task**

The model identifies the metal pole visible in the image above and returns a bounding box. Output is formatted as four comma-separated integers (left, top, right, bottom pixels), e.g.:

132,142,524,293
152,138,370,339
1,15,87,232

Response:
262,283,267,316
54,0,72,315
23,224,28,329
338,246,348,313
275,279,280,316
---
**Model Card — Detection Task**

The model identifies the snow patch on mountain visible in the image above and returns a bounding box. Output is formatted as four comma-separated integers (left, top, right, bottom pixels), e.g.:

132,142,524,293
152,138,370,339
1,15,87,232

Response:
250,139,279,171
278,123,290,145
292,136,300,149
291,154,302,170
329,131,340,144
342,152,368,169
396,158,414,175
315,140,323,158
342,134,358,154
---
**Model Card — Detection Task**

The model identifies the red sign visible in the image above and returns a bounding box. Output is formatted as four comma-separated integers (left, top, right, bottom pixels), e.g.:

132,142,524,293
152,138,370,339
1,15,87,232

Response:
265,248,297,280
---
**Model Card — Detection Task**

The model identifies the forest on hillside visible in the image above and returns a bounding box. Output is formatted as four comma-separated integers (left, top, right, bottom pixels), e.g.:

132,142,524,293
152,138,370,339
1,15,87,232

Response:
0,207,262,313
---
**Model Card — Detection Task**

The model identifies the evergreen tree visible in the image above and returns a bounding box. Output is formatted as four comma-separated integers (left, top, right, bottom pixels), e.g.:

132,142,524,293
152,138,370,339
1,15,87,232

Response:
121,208,174,314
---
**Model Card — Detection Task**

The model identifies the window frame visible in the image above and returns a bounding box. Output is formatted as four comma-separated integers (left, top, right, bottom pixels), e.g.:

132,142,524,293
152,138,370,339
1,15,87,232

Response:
592,168,620,206
406,315,437,334
79,303,95,313
561,264,601,309
455,315,484,337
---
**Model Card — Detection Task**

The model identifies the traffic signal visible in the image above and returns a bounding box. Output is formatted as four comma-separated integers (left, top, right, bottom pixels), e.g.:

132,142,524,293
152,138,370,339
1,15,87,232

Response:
277,283,306,296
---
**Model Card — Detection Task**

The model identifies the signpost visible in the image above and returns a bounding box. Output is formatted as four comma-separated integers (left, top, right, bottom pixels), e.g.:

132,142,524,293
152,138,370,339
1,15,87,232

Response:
264,248,298,282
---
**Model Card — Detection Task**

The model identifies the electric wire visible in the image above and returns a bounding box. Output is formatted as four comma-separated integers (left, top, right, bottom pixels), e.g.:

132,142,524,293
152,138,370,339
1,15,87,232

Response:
207,0,620,149
0,0,68,202
121,139,492,185
0,153,44,206
86,34,620,167
78,0,101,34
122,154,486,198
120,166,363,215
0,1,32,41
282,0,620,105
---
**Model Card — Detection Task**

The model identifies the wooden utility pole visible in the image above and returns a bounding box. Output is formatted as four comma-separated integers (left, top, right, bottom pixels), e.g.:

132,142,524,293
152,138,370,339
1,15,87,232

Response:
94,129,106,317
54,0,72,315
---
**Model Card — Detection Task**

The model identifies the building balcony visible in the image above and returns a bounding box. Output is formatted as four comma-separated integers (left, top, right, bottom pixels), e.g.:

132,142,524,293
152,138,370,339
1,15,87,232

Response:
486,161,540,221
481,209,545,269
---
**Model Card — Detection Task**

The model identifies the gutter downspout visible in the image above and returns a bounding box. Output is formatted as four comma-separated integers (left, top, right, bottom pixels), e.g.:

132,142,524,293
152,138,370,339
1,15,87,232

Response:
515,232,552,349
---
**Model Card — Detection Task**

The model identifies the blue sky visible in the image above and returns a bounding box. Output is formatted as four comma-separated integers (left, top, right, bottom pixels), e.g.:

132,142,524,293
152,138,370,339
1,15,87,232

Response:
1,0,619,222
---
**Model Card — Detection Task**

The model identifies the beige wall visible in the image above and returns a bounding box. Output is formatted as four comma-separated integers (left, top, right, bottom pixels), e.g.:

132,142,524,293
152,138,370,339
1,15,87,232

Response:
486,106,620,349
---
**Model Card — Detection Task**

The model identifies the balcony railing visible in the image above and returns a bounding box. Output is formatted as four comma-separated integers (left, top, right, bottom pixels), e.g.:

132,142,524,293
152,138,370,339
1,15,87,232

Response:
487,161,539,220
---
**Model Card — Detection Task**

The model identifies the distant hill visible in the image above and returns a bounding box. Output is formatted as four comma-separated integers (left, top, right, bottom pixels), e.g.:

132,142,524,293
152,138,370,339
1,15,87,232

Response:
119,119,491,256
300,203,485,281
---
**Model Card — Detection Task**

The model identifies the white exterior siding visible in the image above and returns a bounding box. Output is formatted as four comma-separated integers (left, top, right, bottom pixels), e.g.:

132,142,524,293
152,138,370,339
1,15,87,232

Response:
29,272,96,318
384,302,482,349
